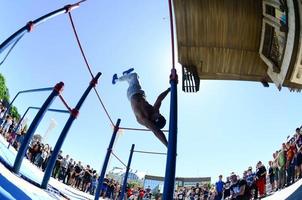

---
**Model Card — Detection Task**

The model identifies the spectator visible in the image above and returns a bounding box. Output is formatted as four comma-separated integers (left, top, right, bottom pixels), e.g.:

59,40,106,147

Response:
34,144,50,168
31,141,42,163
82,165,93,192
101,176,109,197
203,184,209,199
195,186,201,199
295,128,302,179
2,115,12,135
74,161,83,189
154,189,161,200
14,129,26,150
0,106,6,120
89,171,97,195
209,186,217,200
144,186,152,199
246,166,257,199
42,148,52,171
114,182,121,199
286,142,296,186
64,158,74,184
255,161,266,198
69,161,77,186
229,172,249,200
224,176,231,199
33,143,43,166
268,161,275,192
126,186,133,199
277,145,286,189
272,151,279,191
52,150,63,179
59,154,69,182
106,179,115,198
215,175,224,200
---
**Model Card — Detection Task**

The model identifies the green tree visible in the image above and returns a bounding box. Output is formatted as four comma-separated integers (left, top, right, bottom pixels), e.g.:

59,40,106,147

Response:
0,73,21,120
0,73,10,102
10,106,20,120
128,180,143,189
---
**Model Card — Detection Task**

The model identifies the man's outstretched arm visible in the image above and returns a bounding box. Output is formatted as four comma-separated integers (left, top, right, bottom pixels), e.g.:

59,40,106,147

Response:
153,88,170,112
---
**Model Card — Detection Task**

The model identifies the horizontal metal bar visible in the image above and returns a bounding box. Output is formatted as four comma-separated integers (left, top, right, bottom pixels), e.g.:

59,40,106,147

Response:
19,87,53,94
29,106,70,114
119,126,169,133
133,150,167,155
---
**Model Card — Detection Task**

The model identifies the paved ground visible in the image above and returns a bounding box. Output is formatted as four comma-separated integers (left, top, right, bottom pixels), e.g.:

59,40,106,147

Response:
0,137,95,200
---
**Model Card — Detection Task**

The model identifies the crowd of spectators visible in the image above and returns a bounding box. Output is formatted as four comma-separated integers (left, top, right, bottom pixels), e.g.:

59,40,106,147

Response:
0,104,161,199
0,106,21,147
1,103,302,200
173,127,302,200
174,183,216,200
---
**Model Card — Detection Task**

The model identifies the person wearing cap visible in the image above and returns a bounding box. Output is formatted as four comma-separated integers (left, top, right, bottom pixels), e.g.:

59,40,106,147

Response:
229,172,249,200
112,68,170,147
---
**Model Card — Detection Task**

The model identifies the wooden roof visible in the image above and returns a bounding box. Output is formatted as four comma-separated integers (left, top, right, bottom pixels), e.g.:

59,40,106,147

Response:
173,0,302,89
173,0,270,84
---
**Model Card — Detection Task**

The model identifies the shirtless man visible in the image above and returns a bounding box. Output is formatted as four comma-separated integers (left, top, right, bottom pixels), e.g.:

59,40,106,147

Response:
113,68,169,147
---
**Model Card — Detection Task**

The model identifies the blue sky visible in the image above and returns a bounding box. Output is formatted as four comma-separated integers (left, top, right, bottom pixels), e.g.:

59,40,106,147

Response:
1,0,301,183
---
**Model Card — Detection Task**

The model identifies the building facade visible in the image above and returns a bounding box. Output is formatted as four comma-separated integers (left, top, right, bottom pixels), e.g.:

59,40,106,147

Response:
144,175,211,191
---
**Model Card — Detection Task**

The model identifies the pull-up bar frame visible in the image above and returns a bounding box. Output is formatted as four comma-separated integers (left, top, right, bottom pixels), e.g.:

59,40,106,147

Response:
41,72,101,189
0,1,86,56
12,82,64,173
7,106,69,149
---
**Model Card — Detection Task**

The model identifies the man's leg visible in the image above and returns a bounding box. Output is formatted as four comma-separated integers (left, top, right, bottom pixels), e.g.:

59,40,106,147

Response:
114,72,145,102
112,68,135,84
123,68,134,75
118,72,137,83
112,74,118,84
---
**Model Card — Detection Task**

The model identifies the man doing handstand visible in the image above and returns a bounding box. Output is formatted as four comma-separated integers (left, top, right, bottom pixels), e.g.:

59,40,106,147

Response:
112,68,170,147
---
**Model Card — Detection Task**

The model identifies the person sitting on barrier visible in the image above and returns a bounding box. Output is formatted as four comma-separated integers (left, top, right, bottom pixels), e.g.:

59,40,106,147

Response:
112,68,170,147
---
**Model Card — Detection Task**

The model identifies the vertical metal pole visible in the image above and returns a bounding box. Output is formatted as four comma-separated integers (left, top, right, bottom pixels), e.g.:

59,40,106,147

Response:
41,72,101,189
163,69,178,199
12,82,64,173
94,118,121,200
119,144,135,200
